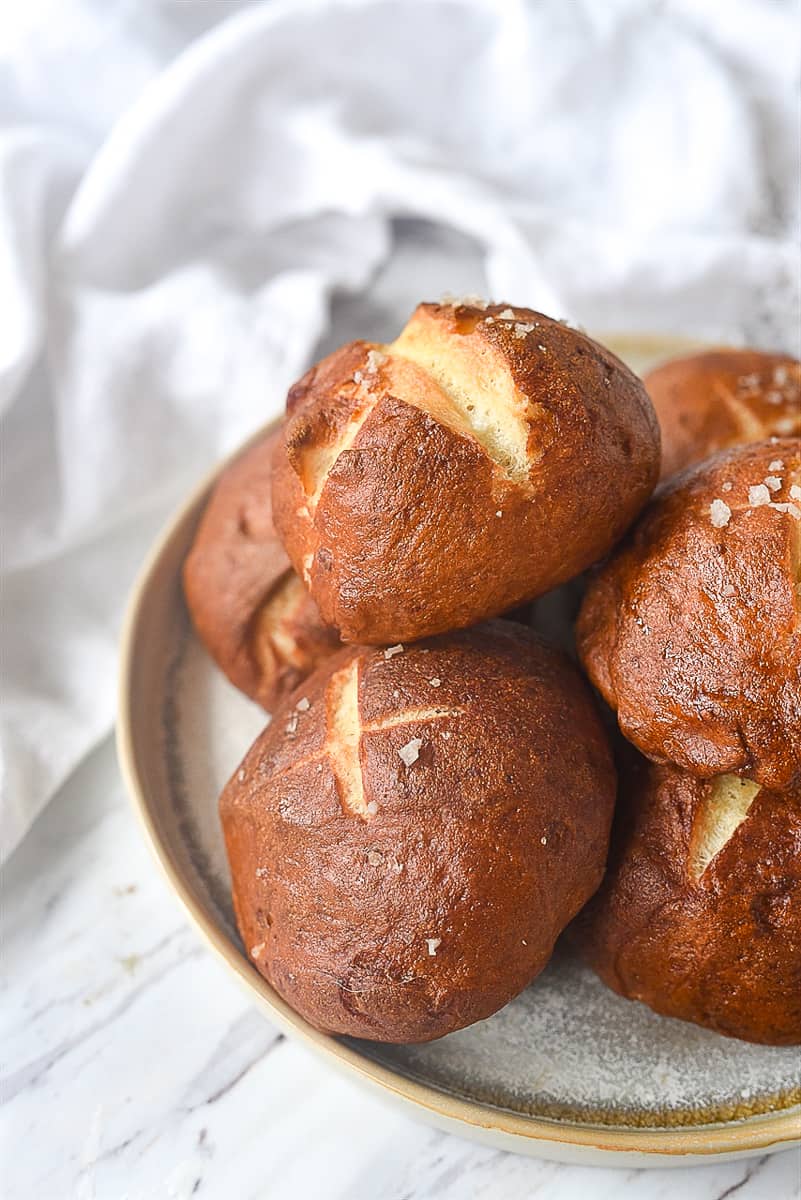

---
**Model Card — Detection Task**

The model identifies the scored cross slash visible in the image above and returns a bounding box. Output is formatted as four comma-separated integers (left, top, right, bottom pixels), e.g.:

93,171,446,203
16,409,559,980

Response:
268,659,463,817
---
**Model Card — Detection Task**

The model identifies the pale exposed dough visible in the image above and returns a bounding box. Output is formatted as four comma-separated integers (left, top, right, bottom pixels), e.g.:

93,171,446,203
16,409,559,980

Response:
711,380,775,444
391,319,532,483
687,775,761,882
325,659,366,816
305,392,380,510
322,659,461,818
363,706,461,731
298,307,542,517
253,572,315,670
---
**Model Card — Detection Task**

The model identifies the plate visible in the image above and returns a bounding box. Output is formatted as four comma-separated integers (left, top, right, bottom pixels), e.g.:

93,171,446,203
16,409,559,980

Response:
118,333,801,1167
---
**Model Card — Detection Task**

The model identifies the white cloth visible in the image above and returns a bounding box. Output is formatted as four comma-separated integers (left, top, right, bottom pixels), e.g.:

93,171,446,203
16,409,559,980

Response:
1,0,799,861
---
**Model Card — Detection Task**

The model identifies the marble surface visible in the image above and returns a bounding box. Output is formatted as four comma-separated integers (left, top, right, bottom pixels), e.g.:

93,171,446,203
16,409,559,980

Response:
1,738,799,1199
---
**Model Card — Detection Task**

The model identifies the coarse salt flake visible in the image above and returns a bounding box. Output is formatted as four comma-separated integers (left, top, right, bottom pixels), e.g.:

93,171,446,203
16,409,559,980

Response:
764,476,782,492
748,484,771,506
237,768,246,782
710,499,731,528
384,644,404,659
498,307,516,319
771,502,801,519
790,484,801,501
366,349,386,373
429,677,442,687
441,292,487,308
296,697,310,712
250,942,265,959
366,800,379,816
495,510,503,517
398,738,423,766
425,937,441,956
367,850,383,866
769,460,785,472
721,481,733,493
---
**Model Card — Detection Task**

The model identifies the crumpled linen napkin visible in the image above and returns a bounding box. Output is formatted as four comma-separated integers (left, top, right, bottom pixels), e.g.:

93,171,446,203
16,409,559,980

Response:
1,0,799,861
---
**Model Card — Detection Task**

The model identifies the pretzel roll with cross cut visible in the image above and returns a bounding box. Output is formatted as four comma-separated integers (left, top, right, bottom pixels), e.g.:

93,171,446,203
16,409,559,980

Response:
644,349,801,482
220,622,615,1042
577,439,801,791
271,302,660,644
183,430,341,711
572,749,801,1045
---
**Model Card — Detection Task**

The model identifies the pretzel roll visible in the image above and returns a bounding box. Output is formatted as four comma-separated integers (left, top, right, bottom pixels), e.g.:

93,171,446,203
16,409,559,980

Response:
272,302,660,644
220,622,615,1042
183,431,340,711
573,752,801,1044
645,349,800,480
577,439,801,790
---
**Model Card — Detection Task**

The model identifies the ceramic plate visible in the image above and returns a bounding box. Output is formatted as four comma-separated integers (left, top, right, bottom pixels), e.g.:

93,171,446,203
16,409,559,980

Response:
118,333,801,1167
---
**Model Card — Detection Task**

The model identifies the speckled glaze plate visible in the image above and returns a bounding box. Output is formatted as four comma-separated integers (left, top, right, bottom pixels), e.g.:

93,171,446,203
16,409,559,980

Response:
118,334,801,1167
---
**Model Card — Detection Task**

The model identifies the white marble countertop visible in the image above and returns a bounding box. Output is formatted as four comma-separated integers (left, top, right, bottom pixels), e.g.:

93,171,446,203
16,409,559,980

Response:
2,736,798,1200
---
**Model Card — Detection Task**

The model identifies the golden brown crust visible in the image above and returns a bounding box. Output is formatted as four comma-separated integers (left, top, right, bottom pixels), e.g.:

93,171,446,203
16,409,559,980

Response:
272,303,660,644
183,431,340,711
577,439,801,790
645,349,800,481
572,751,801,1045
220,622,616,1042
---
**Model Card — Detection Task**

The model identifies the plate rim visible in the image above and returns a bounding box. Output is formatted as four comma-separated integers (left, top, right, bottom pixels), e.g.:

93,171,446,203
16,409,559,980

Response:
117,331,801,1163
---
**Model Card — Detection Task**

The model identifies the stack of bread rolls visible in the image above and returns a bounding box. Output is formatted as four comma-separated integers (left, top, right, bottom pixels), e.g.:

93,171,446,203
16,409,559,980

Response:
184,303,800,1045
575,351,800,1045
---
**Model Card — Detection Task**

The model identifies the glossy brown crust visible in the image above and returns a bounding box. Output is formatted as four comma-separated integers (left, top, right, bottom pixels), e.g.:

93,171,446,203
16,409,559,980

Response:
183,432,340,711
220,622,616,1042
272,303,660,644
577,440,801,790
645,349,800,481
573,753,801,1045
